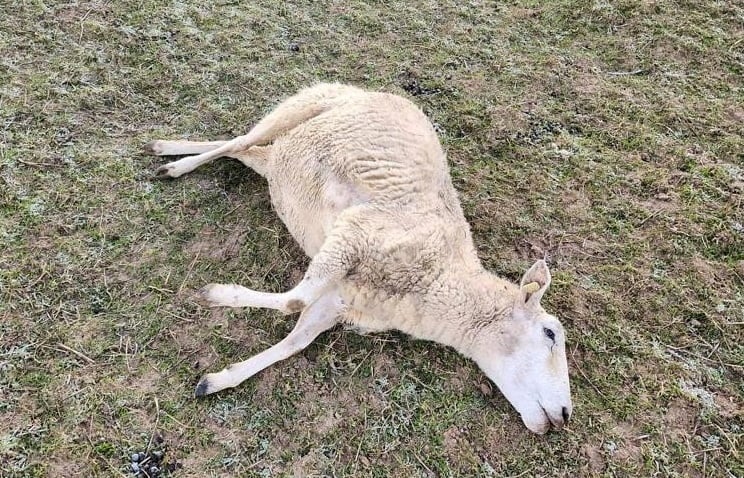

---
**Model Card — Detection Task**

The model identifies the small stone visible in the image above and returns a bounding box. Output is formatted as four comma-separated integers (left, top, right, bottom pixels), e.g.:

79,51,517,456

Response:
149,465,160,475
131,453,140,462
289,42,300,52
152,450,164,461
131,462,140,473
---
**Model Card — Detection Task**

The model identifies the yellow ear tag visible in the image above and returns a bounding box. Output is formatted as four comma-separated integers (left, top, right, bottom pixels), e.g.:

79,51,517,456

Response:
522,281,541,294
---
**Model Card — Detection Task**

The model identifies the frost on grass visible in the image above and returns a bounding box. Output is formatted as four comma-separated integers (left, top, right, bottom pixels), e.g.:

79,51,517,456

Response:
2,0,743,476
677,379,717,419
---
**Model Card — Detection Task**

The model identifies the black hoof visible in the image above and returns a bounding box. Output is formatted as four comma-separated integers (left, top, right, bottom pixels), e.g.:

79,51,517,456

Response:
194,380,209,397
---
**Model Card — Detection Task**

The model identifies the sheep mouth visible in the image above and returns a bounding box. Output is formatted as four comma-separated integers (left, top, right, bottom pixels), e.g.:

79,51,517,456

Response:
540,405,565,431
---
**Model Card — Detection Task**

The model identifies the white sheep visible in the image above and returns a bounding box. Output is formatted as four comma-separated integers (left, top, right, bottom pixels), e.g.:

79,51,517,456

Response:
146,83,572,434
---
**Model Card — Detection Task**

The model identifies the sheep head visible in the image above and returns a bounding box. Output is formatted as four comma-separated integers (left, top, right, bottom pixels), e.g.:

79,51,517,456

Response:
472,260,573,434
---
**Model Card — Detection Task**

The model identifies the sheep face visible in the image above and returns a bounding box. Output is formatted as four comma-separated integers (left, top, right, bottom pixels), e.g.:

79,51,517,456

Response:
474,260,572,434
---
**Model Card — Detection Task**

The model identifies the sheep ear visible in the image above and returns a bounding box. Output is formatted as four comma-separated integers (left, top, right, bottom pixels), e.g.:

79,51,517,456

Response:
519,260,551,307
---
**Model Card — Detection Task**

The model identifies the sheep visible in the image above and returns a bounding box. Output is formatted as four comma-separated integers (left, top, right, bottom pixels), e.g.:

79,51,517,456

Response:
146,83,572,434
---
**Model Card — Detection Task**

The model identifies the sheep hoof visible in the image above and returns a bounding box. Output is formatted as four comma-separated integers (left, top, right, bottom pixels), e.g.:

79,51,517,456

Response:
194,378,211,397
144,140,163,155
154,163,179,179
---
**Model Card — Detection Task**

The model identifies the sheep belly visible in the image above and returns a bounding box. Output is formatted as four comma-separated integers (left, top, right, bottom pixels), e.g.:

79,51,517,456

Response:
267,164,369,257
339,285,422,334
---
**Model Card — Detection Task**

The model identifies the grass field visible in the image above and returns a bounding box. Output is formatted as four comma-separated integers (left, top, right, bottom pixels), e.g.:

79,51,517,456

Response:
1,1,742,477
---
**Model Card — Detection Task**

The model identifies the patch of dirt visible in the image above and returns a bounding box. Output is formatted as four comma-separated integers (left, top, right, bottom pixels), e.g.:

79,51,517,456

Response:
736,260,744,279
288,448,327,478
203,419,246,449
485,105,528,142
126,368,164,395
481,419,530,461
254,375,365,475
581,443,606,473
445,364,475,394
442,425,479,470
170,319,221,371
610,422,644,466
184,226,247,261
514,235,549,260
371,352,400,380
250,363,283,403
640,195,678,216
561,189,593,219
53,2,112,26
572,71,605,97
47,458,82,478
725,104,744,124
120,244,169,271
0,410,39,436
663,399,697,438
689,255,721,284
292,380,361,436
176,445,224,478
312,408,343,435
510,6,543,19
364,384,388,413
712,392,740,419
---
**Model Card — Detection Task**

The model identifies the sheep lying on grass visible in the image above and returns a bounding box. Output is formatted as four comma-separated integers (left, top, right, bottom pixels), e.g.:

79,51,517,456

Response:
146,83,572,434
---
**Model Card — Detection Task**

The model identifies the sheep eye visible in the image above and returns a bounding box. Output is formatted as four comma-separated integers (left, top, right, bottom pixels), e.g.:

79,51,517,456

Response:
543,327,555,342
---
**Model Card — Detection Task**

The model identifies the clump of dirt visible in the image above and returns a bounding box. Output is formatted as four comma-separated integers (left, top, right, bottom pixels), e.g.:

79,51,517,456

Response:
399,71,443,97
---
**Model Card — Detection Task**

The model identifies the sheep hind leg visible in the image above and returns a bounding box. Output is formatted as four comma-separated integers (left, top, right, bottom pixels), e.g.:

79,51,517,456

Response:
229,145,270,177
145,140,229,156
195,290,343,396
146,137,272,178
150,83,356,179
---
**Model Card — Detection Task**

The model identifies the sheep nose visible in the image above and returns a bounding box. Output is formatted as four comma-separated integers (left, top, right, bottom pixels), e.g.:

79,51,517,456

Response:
561,406,571,424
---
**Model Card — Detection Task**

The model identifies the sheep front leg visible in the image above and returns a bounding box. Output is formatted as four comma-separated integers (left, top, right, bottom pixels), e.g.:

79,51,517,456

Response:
201,212,364,314
195,291,343,396
199,276,328,315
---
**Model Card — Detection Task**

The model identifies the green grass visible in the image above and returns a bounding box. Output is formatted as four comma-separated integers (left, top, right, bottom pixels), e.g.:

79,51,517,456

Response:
1,1,742,476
